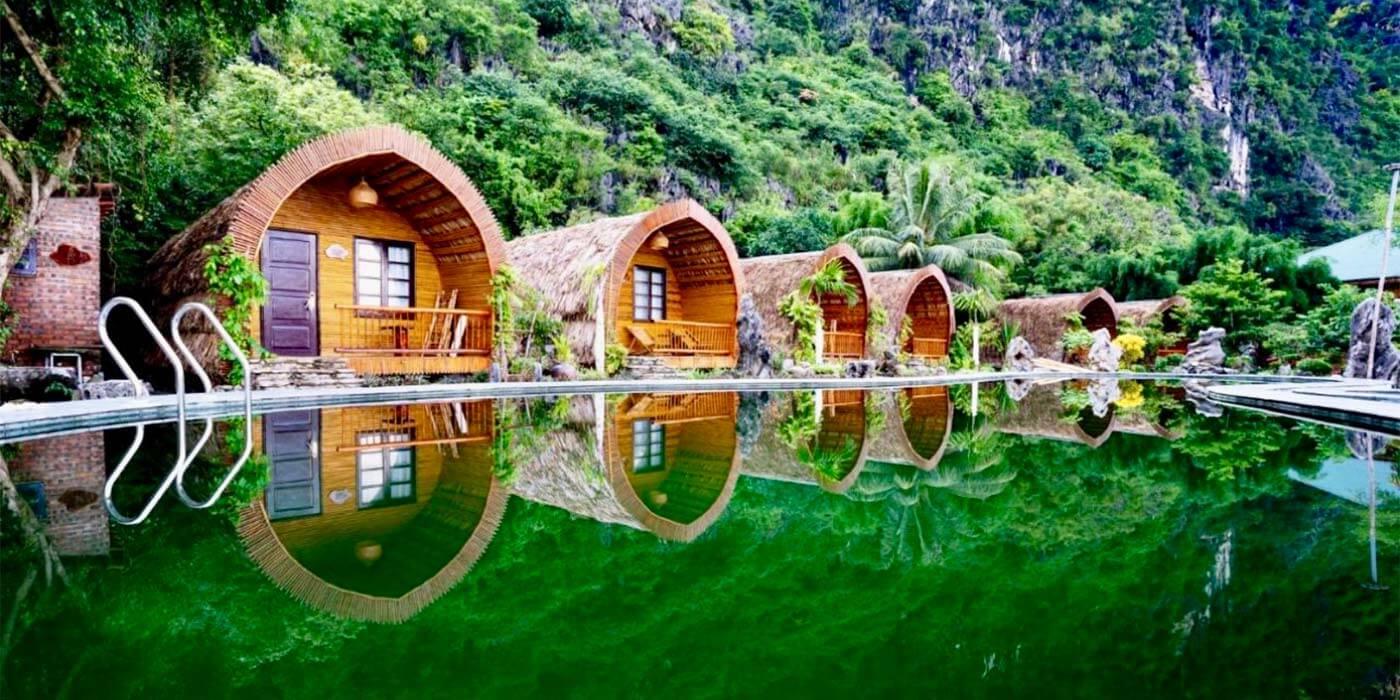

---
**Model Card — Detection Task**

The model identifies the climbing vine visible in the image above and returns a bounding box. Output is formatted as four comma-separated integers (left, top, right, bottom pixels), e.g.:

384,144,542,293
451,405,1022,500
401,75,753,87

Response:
866,298,888,351
779,260,858,363
489,266,521,368
202,238,267,382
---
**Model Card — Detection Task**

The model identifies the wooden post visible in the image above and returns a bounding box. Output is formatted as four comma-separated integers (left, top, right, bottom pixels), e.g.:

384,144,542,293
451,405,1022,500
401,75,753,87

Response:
1366,164,1400,378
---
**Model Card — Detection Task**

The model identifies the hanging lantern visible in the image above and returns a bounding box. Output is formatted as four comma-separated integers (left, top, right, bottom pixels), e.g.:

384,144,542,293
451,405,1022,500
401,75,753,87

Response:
648,232,670,250
348,176,379,208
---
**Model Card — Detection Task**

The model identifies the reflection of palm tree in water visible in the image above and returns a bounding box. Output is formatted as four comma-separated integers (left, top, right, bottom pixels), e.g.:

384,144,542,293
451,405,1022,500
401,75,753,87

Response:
847,423,1017,564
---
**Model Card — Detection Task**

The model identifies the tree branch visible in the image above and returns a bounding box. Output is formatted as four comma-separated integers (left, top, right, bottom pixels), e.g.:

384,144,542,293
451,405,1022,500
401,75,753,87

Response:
1,2,66,101
38,126,81,199
0,118,26,199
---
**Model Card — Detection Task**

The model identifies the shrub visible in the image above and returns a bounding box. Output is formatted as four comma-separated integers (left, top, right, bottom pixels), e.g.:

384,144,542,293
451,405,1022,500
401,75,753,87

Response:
1296,358,1333,376
1112,333,1147,365
604,344,629,376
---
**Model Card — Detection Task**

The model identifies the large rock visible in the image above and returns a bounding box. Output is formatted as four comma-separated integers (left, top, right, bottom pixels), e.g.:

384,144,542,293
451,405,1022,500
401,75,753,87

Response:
1087,378,1120,417
1182,328,1228,374
736,294,774,378
876,349,900,377
844,360,875,378
1005,336,1036,372
1087,329,1122,372
1342,298,1400,382
0,366,78,403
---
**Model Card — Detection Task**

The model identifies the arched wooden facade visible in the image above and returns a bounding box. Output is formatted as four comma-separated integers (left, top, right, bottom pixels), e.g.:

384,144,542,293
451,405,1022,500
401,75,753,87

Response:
739,244,873,361
741,389,872,493
506,200,744,371
865,386,954,469
997,383,1116,448
150,125,506,375
995,288,1118,363
1117,296,1189,355
869,266,955,360
510,392,742,541
238,401,506,623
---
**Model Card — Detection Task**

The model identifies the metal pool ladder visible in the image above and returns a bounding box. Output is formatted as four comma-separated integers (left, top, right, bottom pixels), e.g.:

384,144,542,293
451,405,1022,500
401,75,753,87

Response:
98,298,252,524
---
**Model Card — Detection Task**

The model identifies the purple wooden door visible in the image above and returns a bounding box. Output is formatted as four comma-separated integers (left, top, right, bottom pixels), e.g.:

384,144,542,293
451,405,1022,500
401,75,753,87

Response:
264,410,321,520
261,230,318,356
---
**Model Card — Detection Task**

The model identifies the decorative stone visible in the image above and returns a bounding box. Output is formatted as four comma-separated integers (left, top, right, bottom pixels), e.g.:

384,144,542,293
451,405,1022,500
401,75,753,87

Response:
788,362,814,378
737,294,774,378
548,362,578,381
1005,336,1036,372
1087,378,1120,417
1342,298,1400,382
0,366,78,402
876,349,900,377
1004,378,1032,401
843,360,875,378
1182,328,1228,374
1087,329,1122,372
78,378,150,399
1182,379,1224,416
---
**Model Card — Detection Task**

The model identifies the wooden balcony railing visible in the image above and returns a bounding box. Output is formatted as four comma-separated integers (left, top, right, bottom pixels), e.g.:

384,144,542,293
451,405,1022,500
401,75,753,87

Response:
909,337,949,359
333,305,491,356
823,331,864,359
622,392,736,423
623,320,734,356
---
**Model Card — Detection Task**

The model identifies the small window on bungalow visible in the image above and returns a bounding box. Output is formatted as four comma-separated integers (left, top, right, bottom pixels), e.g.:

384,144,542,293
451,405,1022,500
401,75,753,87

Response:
357,430,415,508
12,238,37,277
632,266,666,321
355,239,413,307
631,419,665,473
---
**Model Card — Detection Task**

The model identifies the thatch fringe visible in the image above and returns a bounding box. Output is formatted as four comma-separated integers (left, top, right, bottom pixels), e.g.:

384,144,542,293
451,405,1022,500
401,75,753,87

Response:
738,243,873,357
995,288,1118,362
237,479,508,624
1116,296,1187,327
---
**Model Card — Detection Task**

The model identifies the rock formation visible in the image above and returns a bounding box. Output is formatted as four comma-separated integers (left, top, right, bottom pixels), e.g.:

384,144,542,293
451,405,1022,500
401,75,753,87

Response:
1005,336,1036,372
1004,378,1032,402
1087,378,1120,417
1342,298,1400,382
844,360,875,378
737,294,773,378
1182,328,1228,374
876,349,900,377
1087,329,1122,372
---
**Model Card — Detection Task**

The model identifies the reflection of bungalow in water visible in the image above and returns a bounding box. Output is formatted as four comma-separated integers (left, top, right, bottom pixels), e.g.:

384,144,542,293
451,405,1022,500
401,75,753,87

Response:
742,390,872,493
1116,296,1188,355
997,383,1116,448
239,401,505,622
868,266,955,361
7,433,109,556
506,200,744,372
740,244,873,361
511,392,741,541
151,126,507,375
996,288,1118,363
865,386,954,469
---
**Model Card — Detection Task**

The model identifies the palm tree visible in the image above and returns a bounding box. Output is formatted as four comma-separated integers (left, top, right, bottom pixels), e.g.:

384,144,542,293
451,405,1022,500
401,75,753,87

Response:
796,259,859,306
843,159,1022,279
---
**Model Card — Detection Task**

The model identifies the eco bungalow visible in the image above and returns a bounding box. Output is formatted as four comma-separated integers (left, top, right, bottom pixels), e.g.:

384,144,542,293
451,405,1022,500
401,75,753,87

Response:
1116,296,1189,355
868,266,955,361
239,401,506,622
739,244,873,361
996,288,1118,363
865,386,954,470
150,125,507,375
511,392,742,541
997,383,1115,448
505,200,745,372
742,389,872,493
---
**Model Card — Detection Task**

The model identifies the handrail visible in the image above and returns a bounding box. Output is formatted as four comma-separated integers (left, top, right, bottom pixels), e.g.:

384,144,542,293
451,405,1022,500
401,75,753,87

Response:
170,302,253,508
333,303,490,316
98,297,187,525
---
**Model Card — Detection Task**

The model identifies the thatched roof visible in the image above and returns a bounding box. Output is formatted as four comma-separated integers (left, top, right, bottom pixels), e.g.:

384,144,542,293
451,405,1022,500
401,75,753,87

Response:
148,125,506,364
1111,412,1183,440
996,288,1118,362
996,383,1116,447
510,393,742,541
868,266,955,353
505,199,744,366
738,243,873,355
864,389,954,469
238,451,508,624
1116,296,1187,327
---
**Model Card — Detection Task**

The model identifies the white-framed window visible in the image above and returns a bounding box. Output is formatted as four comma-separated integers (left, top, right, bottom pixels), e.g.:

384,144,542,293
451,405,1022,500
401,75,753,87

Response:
632,265,666,321
631,419,665,473
355,239,413,307
357,431,415,507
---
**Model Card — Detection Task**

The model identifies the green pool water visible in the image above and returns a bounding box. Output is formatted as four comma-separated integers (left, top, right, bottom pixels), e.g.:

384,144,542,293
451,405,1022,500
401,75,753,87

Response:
1,381,1396,698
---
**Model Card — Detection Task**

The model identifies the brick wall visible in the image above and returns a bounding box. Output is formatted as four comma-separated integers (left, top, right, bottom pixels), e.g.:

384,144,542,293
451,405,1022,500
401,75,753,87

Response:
9,432,110,556
3,197,102,376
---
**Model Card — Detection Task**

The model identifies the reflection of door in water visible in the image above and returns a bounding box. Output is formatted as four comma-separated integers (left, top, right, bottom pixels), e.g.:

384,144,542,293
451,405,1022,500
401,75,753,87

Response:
261,230,318,356
265,410,321,520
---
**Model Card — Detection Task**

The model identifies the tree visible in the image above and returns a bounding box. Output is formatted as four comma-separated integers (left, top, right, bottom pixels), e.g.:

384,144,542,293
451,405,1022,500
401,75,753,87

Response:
1178,259,1288,348
842,159,1021,281
0,0,283,290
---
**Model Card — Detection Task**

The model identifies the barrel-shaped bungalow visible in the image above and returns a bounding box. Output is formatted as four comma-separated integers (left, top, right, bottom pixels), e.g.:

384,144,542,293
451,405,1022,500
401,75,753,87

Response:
996,288,1118,363
510,392,742,541
742,389,872,493
505,200,744,372
865,386,954,469
239,401,506,622
997,383,1115,448
1116,296,1189,355
740,244,874,361
868,266,955,361
150,125,506,376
